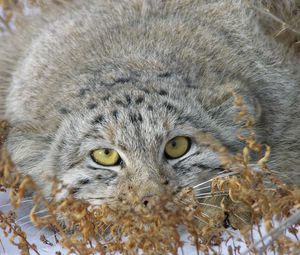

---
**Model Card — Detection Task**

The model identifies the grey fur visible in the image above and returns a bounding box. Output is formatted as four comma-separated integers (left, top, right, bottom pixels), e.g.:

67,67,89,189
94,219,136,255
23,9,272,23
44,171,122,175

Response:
0,0,299,206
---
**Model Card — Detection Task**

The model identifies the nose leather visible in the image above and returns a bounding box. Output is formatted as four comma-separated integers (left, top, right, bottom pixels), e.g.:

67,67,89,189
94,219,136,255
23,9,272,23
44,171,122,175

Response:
141,194,154,207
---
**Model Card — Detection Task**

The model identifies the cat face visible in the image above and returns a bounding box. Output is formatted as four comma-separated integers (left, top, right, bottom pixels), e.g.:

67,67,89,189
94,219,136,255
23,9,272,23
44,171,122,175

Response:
46,84,239,207
6,76,259,208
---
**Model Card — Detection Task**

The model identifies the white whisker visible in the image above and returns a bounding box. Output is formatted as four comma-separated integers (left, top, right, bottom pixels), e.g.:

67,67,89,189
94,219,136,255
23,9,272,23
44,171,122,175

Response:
101,224,111,237
232,213,249,225
199,211,210,218
216,170,229,175
195,191,228,196
198,202,223,210
176,199,190,206
0,199,35,209
15,208,48,224
196,193,228,199
33,225,50,239
19,213,50,228
19,219,35,227
193,185,211,191
194,216,208,225
193,172,237,189
23,215,51,231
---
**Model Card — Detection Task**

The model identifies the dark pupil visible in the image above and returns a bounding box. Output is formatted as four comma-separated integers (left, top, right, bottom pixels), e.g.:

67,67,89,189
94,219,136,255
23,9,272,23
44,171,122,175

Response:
104,149,110,155
171,140,177,147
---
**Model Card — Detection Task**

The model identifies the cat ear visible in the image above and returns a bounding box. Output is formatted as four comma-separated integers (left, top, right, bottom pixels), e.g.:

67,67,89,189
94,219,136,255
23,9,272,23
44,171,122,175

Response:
199,83,261,125
249,0,300,52
5,121,53,175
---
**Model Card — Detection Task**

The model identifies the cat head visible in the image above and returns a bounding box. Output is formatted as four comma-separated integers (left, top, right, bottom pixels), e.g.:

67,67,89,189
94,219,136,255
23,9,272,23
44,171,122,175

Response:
6,79,261,208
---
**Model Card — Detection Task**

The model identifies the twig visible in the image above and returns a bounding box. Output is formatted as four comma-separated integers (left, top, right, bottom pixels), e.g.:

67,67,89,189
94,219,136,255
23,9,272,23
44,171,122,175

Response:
241,210,300,255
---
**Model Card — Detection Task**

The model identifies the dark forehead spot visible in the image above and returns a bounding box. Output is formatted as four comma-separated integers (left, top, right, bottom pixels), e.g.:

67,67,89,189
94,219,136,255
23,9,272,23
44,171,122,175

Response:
183,76,197,88
125,95,132,105
141,88,150,94
101,96,110,101
129,112,143,123
163,102,177,112
158,89,168,96
115,99,124,106
78,88,90,97
158,72,172,78
115,77,130,84
147,105,154,111
87,103,97,110
112,110,118,119
93,114,105,124
78,178,90,185
59,107,71,115
135,96,144,104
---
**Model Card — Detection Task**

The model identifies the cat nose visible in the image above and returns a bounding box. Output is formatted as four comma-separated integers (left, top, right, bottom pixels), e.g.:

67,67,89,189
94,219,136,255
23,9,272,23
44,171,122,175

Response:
141,195,154,207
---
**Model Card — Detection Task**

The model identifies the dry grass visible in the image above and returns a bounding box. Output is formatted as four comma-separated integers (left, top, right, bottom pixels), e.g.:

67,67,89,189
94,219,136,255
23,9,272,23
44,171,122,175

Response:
0,1,300,254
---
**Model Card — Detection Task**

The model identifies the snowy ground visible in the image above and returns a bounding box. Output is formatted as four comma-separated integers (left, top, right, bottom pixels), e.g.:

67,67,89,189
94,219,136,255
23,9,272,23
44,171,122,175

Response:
0,190,253,255
2,190,298,255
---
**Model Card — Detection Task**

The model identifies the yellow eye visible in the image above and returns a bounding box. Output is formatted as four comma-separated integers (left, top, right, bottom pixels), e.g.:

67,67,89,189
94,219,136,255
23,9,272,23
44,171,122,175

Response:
164,136,190,159
91,149,121,166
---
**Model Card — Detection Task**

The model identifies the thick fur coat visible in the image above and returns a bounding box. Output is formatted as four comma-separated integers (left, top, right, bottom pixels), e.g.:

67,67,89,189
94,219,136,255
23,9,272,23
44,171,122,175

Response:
0,0,299,207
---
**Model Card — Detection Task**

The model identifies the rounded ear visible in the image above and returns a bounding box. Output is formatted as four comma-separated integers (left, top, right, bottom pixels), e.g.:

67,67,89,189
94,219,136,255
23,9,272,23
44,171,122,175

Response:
5,121,53,176
199,83,261,126
249,0,300,52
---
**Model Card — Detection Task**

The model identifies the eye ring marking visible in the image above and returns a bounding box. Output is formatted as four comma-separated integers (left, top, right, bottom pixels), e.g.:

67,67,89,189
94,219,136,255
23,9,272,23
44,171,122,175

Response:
164,136,191,159
91,148,122,166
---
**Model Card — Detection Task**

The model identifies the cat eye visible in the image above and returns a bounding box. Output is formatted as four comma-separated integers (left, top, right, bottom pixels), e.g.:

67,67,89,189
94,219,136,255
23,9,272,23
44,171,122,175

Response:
91,148,121,166
164,136,191,159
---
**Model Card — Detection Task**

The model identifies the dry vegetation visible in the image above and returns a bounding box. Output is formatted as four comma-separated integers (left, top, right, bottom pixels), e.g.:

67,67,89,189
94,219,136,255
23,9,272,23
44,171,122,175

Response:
1,94,300,255
1,1,300,254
